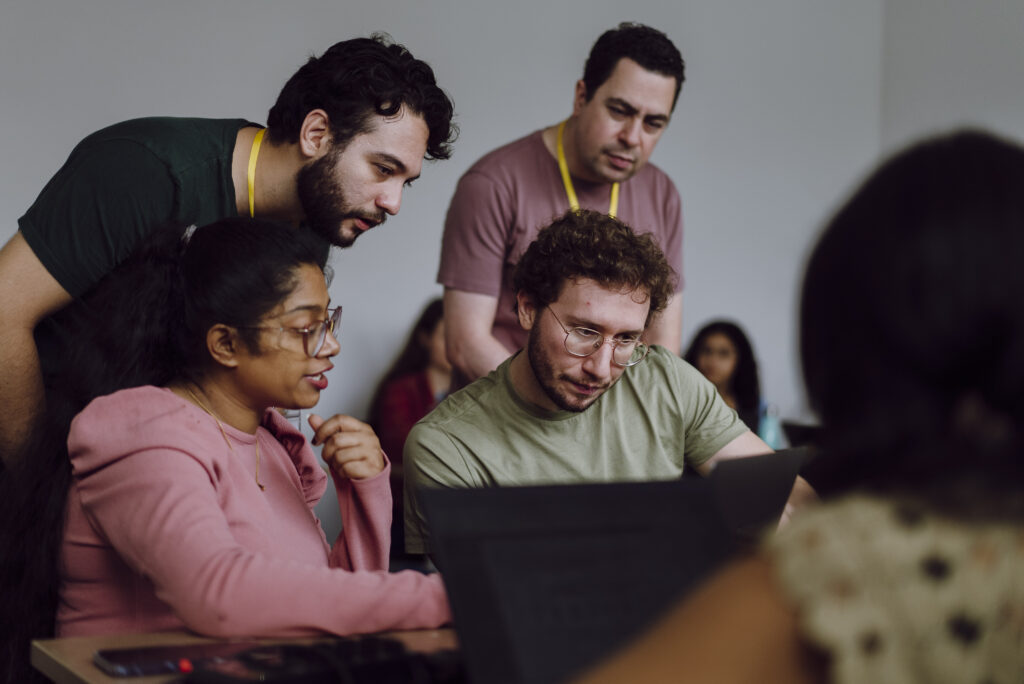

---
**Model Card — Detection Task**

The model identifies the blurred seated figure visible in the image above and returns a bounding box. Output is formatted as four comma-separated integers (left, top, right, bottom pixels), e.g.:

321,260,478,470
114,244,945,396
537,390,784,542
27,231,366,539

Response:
574,129,1024,683
368,297,451,563
0,219,449,681
683,320,781,447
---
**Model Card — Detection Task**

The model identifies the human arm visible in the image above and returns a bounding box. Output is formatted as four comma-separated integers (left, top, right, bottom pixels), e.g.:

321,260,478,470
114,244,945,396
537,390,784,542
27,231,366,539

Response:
402,421,481,556
673,355,816,518
643,292,682,354
0,233,73,461
307,412,392,570
308,413,386,481
443,288,514,381
437,164,521,382
71,400,449,637
693,430,773,475
571,554,826,684
5,135,186,461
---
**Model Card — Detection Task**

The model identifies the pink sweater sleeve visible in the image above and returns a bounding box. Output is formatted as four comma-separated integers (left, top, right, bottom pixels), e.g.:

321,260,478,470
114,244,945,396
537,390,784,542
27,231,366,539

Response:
326,468,392,571
69,390,450,638
260,409,391,571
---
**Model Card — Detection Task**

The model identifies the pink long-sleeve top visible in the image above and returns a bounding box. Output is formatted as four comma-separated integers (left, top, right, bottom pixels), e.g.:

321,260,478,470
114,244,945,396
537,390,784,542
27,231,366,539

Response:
58,385,450,637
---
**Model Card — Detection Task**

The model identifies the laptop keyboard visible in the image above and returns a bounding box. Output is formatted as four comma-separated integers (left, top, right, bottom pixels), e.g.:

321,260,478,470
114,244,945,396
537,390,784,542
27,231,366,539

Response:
181,634,465,683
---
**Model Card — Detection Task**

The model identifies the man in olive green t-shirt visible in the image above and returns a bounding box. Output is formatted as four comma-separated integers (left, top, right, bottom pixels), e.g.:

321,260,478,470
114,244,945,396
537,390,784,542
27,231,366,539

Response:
405,211,813,554
0,35,457,462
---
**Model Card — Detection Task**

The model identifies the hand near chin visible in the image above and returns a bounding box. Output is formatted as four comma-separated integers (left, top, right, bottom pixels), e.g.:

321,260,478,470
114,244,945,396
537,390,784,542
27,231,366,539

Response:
308,413,386,480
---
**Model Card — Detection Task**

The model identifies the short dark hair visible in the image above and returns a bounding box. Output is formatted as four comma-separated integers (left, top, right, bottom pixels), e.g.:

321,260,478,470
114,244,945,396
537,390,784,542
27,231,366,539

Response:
266,34,457,160
582,23,685,111
513,210,676,328
801,129,1024,514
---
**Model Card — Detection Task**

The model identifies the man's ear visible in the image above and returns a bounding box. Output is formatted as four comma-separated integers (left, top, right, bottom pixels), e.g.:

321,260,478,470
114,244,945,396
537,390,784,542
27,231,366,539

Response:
298,109,332,159
206,324,244,369
516,291,539,331
572,79,588,117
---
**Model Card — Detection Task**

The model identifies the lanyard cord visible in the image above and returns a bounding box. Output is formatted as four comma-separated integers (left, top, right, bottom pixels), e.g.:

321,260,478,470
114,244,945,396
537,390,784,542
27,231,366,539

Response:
556,120,619,218
247,128,266,218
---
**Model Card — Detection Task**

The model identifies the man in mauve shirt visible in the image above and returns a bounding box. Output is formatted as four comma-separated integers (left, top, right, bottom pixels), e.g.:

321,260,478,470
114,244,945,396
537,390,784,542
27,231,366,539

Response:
438,22,686,385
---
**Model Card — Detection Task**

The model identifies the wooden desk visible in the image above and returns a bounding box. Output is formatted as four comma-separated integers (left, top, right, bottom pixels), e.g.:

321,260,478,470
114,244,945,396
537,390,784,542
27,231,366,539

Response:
31,628,458,684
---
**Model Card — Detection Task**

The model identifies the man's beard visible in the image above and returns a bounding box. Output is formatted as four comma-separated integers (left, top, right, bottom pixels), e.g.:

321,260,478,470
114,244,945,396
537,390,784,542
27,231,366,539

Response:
296,148,385,248
526,325,610,413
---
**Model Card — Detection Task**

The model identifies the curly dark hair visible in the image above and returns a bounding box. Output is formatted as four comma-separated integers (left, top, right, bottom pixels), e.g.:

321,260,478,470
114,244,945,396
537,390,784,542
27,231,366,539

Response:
513,210,676,328
266,33,457,160
801,129,1024,516
684,320,762,428
582,23,685,111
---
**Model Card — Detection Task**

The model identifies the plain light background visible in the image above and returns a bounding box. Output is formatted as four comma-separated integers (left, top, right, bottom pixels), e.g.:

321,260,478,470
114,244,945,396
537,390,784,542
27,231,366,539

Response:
3,1,1022,536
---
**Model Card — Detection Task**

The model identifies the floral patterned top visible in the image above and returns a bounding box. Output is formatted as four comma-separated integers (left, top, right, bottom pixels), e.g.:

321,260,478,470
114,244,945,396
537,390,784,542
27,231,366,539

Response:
766,494,1024,684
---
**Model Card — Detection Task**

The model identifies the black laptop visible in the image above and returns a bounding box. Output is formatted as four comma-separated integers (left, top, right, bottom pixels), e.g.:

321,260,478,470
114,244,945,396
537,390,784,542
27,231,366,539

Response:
421,449,806,684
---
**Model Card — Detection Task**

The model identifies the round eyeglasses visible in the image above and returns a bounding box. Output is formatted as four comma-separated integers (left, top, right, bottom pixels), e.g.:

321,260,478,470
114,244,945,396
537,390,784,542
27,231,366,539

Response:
241,306,342,357
546,307,649,367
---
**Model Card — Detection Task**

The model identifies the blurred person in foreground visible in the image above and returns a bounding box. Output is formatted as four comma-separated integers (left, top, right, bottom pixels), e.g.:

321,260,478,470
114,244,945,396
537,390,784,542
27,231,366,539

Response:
574,129,1024,684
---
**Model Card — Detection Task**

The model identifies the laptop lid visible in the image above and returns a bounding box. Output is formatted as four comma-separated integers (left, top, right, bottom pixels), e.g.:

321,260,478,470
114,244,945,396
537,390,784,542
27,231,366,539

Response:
422,450,804,684
710,447,809,542
422,479,734,684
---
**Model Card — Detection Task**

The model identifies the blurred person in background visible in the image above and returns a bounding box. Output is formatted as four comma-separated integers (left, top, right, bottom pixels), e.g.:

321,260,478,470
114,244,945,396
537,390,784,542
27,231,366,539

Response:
684,320,781,448
369,297,451,566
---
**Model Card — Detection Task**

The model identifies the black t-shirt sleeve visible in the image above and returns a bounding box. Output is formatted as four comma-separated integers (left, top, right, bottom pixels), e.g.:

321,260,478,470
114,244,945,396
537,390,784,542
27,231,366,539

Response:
19,139,177,298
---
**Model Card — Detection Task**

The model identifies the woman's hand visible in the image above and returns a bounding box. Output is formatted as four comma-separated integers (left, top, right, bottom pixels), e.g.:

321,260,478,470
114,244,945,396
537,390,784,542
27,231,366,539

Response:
308,413,386,480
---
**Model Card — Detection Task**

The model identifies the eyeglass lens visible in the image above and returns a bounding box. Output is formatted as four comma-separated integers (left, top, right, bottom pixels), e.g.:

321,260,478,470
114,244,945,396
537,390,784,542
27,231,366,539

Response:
564,330,647,366
307,307,343,356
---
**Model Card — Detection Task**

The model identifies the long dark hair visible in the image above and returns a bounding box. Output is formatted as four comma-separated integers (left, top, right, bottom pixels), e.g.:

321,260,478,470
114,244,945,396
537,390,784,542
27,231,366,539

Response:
0,218,327,681
367,297,444,430
801,129,1024,516
683,320,762,429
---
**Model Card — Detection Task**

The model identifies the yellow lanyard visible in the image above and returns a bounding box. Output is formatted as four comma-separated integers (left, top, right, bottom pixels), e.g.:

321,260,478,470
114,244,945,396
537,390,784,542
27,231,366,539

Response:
556,120,619,218
247,128,266,218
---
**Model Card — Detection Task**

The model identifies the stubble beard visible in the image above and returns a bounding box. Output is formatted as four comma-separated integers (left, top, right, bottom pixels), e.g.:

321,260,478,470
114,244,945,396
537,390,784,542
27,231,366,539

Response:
296,148,386,248
526,326,608,413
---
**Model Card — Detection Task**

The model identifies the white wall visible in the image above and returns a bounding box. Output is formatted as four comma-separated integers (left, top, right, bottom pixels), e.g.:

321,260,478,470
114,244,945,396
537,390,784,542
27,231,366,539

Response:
881,0,1024,152
0,0,885,414
2,1,890,532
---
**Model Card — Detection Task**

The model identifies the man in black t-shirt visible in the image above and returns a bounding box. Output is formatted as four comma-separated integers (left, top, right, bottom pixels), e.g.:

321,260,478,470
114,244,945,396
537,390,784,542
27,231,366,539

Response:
0,35,456,461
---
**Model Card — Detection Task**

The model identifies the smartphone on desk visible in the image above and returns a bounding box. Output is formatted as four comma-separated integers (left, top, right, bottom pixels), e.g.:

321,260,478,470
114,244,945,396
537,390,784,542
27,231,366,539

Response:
93,641,264,677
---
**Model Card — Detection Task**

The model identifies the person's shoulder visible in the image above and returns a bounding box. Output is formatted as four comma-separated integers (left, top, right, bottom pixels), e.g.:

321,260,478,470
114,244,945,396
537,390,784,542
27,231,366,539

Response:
461,129,547,177
627,345,686,379
615,346,705,402
69,386,201,466
76,385,182,418
411,368,509,437
83,117,253,139
75,117,255,157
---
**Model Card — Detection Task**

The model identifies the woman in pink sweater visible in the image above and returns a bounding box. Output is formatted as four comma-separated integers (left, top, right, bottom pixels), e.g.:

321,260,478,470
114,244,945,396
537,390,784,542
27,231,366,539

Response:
9,218,449,652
